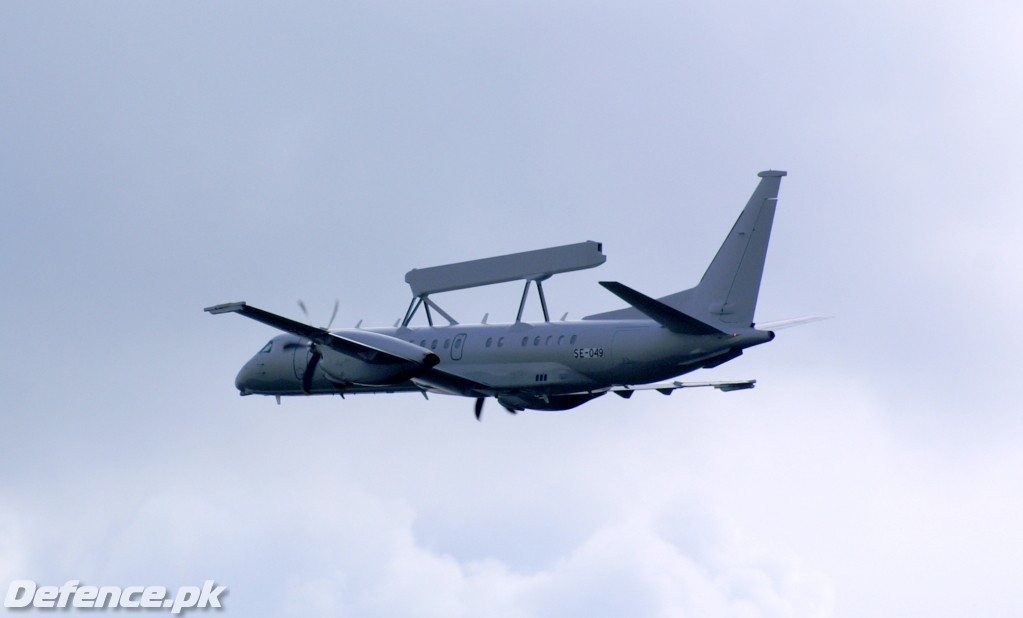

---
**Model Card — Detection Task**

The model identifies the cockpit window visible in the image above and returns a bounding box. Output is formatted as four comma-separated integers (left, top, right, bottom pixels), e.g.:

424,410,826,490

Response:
260,341,273,354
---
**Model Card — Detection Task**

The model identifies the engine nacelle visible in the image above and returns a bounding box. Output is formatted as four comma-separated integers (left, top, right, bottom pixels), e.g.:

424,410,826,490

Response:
315,329,439,386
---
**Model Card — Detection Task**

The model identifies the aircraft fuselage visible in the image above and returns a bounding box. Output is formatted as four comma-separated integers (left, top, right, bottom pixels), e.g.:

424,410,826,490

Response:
236,319,773,401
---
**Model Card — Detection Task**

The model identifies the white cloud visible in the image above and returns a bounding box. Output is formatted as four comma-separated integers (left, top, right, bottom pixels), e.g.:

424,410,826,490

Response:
3,366,1019,617
0,506,27,588
270,497,832,618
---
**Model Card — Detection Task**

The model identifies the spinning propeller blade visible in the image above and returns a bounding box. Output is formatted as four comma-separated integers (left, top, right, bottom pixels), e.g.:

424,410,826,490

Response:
298,299,341,330
326,299,339,330
302,348,321,394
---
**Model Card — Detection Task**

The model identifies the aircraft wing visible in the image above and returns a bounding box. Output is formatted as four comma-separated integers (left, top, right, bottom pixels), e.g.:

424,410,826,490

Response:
204,302,439,367
610,379,756,398
413,369,494,398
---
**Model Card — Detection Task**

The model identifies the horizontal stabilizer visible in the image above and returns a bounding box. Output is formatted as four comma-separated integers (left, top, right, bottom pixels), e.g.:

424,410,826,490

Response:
598,282,725,335
755,315,832,331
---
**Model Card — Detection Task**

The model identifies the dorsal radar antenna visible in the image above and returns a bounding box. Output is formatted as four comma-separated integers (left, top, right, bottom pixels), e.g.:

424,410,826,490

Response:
401,241,606,326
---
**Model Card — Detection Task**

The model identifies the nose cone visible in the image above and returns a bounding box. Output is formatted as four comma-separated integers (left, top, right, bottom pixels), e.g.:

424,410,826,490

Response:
235,359,259,395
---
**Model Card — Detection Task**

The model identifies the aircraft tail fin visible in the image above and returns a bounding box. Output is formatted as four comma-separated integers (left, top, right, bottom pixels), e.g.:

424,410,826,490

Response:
689,170,785,326
585,170,786,328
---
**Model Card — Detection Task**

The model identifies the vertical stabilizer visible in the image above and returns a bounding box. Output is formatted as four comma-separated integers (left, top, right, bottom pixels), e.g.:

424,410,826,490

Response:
692,170,785,326
584,170,786,328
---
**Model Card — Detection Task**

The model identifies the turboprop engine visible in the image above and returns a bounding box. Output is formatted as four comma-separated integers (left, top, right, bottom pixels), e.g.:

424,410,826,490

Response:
294,329,439,388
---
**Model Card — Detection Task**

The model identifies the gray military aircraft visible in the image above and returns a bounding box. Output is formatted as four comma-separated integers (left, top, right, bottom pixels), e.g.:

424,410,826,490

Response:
207,170,817,419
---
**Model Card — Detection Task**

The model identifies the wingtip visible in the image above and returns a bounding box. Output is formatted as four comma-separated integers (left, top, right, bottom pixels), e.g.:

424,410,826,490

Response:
205,301,247,314
757,170,788,178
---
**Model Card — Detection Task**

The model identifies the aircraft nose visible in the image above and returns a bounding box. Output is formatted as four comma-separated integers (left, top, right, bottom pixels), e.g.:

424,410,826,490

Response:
235,360,259,395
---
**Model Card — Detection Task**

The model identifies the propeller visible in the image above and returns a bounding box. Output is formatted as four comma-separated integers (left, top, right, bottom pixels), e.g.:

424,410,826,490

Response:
298,298,340,330
302,348,322,395
290,299,339,394
475,396,519,420
280,338,321,395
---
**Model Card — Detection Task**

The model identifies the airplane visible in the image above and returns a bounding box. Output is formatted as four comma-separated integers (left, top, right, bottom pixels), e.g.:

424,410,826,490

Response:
206,170,819,419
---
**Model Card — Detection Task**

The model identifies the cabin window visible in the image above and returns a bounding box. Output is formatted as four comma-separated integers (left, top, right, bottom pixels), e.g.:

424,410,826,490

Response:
444,339,451,349
431,339,438,350
570,335,578,345
522,337,528,347
533,336,541,346
260,341,273,354
497,337,505,348
545,336,552,346
558,335,565,345
486,337,493,348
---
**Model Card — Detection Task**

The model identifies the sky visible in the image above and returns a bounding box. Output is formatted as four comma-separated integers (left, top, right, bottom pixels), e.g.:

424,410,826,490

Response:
2,1,1023,616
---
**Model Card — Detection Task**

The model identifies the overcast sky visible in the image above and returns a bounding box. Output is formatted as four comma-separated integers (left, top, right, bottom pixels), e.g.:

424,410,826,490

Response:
3,2,1022,616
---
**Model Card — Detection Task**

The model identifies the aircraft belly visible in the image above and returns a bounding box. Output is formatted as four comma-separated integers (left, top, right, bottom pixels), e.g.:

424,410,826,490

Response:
447,362,600,392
